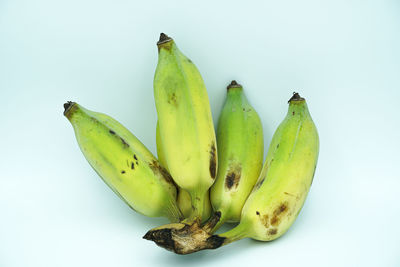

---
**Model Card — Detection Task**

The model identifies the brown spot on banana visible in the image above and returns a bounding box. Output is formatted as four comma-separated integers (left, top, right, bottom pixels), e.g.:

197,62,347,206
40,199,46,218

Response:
270,202,289,226
149,160,177,187
209,142,216,179
268,228,278,235
225,164,242,190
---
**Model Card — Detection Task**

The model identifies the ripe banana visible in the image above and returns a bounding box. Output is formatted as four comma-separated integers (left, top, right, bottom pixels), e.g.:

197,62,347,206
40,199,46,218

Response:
154,33,217,222
64,102,183,222
157,121,212,221
207,81,264,232
144,92,319,254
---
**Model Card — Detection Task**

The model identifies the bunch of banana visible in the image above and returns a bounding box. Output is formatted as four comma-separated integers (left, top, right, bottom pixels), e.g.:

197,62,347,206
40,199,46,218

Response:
144,92,319,254
64,33,319,255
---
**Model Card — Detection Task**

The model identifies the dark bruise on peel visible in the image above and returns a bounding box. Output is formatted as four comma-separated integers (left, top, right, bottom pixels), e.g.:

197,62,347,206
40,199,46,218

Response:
121,170,125,174
109,130,115,135
261,214,269,228
131,162,135,170
134,154,138,160
254,178,265,190
270,202,288,226
209,143,217,179
225,165,242,190
149,160,176,187
120,137,129,148
268,228,278,235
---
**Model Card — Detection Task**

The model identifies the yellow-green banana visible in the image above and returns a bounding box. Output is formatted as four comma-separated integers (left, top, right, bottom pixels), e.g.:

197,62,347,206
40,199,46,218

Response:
144,92,319,254
156,121,212,221
64,102,183,222
154,33,217,222
207,81,264,232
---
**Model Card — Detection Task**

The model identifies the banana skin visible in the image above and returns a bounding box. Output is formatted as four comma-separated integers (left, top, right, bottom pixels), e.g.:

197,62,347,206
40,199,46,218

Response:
207,80,264,232
64,102,183,222
154,33,217,222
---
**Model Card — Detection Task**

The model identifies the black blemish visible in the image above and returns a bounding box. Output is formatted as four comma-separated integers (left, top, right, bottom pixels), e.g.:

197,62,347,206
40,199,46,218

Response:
134,154,138,160
225,165,241,190
256,211,260,215
149,160,176,186
131,162,135,169
254,178,265,190
292,111,295,115
268,228,278,235
276,144,279,149
109,130,115,135
120,137,129,148
209,143,217,179
121,170,126,174
136,161,139,165
225,173,235,189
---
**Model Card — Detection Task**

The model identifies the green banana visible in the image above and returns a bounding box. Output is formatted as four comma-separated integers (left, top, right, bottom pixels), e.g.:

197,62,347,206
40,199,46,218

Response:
144,92,319,254
64,102,183,222
156,120,212,221
206,80,263,232
153,33,217,222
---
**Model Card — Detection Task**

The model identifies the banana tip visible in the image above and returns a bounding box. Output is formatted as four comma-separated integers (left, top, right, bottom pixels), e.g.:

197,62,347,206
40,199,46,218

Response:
63,101,76,117
288,92,305,103
227,80,242,90
157,33,172,45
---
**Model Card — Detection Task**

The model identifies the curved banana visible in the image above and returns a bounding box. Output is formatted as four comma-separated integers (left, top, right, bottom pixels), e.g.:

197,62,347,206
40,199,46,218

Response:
64,102,183,222
144,92,319,254
154,33,217,222
207,81,263,232
156,121,212,221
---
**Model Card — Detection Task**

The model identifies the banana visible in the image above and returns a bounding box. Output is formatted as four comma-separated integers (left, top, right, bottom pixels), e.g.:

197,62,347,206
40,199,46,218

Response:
144,92,319,254
64,102,183,222
154,33,217,222
206,80,264,233
156,121,212,221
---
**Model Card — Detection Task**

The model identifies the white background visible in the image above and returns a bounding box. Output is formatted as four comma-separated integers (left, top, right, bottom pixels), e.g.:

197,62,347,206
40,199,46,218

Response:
1,0,399,266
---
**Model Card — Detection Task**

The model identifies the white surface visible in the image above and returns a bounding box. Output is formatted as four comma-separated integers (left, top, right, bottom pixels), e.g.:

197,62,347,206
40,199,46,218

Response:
1,0,399,266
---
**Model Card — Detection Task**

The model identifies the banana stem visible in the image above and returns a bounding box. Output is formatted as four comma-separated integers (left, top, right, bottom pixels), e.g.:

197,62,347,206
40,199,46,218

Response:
186,189,206,223
202,211,226,233
217,222,249,245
